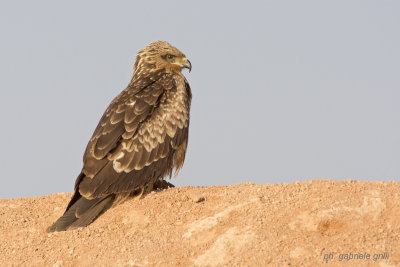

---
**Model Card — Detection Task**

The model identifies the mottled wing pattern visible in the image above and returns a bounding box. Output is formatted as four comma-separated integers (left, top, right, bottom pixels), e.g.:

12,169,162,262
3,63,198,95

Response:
81,71,163,178
78,73,191,199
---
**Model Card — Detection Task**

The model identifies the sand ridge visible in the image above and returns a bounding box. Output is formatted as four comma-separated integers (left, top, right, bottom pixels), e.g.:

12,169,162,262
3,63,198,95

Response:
0,180,399,266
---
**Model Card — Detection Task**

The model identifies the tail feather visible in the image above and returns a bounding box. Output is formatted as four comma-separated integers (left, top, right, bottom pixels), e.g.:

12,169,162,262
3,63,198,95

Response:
47,193,115,232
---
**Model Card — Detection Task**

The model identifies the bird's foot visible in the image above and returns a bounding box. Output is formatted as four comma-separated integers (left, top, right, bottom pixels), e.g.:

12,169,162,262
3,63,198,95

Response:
153,180,175,191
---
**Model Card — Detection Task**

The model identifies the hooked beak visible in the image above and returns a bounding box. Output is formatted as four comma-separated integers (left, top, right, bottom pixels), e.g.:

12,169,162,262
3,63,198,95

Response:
182,57,192,72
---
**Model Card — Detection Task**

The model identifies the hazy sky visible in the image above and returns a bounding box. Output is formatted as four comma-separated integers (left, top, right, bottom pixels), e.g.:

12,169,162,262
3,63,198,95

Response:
1,1,399,198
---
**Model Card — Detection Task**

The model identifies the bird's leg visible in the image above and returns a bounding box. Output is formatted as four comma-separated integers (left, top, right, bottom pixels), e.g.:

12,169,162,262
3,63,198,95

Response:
153,179,175,191
128,180,175,201
138,186,147,199
129,187,145,199
139,183,157,199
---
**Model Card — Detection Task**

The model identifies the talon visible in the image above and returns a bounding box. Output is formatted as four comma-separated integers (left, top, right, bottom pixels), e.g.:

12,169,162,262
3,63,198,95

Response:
153,180,175,190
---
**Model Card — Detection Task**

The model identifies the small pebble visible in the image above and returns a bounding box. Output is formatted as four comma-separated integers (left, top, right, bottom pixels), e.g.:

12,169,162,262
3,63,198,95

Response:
190,193,205,203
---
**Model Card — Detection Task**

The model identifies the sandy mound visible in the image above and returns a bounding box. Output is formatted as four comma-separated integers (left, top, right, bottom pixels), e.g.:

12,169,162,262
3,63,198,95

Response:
1,180,399,266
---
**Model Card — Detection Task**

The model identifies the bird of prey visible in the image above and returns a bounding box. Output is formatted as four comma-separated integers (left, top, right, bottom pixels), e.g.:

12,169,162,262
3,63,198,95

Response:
48,41,192,232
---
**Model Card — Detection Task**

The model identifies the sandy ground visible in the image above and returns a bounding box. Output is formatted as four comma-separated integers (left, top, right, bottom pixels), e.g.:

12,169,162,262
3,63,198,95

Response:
1,180,399,267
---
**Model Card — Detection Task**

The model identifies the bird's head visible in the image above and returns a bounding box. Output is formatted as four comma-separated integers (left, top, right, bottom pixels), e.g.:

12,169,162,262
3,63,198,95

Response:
134,40,191,74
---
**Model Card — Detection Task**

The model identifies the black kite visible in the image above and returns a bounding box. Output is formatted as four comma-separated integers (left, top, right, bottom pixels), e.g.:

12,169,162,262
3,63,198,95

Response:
48,41,192,231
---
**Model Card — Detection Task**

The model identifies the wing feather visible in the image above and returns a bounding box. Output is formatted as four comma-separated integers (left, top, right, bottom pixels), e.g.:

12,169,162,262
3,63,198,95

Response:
79,72,191,198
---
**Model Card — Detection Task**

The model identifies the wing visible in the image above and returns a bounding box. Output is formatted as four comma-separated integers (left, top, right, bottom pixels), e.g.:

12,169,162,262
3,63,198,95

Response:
77,73,191,198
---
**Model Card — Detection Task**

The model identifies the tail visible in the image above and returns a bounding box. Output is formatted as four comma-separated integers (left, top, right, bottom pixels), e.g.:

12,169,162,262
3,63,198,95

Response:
47,191,115,232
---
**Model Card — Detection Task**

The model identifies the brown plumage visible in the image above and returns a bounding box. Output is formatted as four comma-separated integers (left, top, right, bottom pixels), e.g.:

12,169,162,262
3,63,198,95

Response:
47,41,192,232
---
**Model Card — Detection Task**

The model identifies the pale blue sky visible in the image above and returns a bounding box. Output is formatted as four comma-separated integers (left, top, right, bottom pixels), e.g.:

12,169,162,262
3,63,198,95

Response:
1,1,399,198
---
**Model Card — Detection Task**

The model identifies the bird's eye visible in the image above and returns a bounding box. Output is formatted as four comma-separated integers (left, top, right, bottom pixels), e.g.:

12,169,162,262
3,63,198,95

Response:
166,54,174,59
